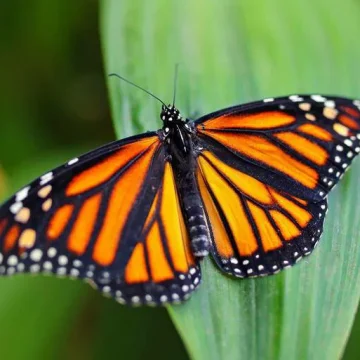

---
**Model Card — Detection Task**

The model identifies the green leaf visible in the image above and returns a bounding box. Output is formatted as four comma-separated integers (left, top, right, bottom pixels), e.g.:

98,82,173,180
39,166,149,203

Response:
101,1,360,359
0,276,89,360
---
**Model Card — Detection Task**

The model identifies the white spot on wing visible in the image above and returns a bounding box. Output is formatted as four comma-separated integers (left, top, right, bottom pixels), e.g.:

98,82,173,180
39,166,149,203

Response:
70,268,80,277
73,259,82,267
40,172,53,185
30,264,40,273
324,100,335,108
30,249,43,262
58,255,68,266
336,145,343,151
344,139,353,147
311,95,326,102
289,95,304,102
7,255,18,266
17,263,25,272
43,261,53,270
47,247,57,258
10,202,23,214
68,158,79,166
16,186,30,202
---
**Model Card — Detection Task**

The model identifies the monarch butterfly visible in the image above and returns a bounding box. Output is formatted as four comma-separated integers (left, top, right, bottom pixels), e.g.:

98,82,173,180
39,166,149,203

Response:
0,75,360,306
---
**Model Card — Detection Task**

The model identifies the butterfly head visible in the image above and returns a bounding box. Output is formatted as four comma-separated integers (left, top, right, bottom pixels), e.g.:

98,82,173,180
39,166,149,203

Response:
160,104,184,123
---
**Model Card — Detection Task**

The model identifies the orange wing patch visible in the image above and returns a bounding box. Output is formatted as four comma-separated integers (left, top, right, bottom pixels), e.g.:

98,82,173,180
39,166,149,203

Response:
297,124,333,141
161,163,194,271
289,196,308,206
66,137,158,196
247,202,282,252
269,189,312,227
147,223,174,282
202,131,318,189
339,106,360,130
47,204,74,240
4,224,20,252
125,243,149,283
270,210,301,241
201,111,295,130
197,169,233,258
338,114,360,130
274,132,328,166
68,194,102,255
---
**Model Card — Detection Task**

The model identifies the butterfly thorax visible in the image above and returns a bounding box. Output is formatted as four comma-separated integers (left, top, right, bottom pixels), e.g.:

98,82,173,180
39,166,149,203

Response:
160,104,194,158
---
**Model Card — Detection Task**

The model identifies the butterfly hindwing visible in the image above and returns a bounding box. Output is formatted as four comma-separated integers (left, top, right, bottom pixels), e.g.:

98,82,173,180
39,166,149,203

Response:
109,162,200,305
0,132,200,305
196,150,327,276
195,95,360,276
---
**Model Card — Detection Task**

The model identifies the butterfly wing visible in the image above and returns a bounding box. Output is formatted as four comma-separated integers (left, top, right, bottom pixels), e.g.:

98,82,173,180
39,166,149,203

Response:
112,161,200,305
0,132,200,305
195,95,360,276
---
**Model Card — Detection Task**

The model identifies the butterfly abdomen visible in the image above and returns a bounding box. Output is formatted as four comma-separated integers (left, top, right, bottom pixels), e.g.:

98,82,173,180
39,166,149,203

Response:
176,171,211,257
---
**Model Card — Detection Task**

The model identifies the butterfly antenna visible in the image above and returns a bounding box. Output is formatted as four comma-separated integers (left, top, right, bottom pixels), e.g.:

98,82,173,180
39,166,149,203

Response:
109,73,166,107
172,63,180,107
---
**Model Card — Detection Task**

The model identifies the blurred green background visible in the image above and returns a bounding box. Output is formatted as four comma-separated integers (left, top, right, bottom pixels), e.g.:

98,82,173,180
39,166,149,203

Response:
1,1,360,359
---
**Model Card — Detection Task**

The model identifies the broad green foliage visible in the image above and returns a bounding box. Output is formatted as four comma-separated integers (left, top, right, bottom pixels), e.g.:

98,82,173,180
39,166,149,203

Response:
102,1,360,359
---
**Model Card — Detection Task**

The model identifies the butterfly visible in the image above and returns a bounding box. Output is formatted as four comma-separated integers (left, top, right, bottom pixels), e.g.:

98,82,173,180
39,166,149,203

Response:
0,86,360,306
